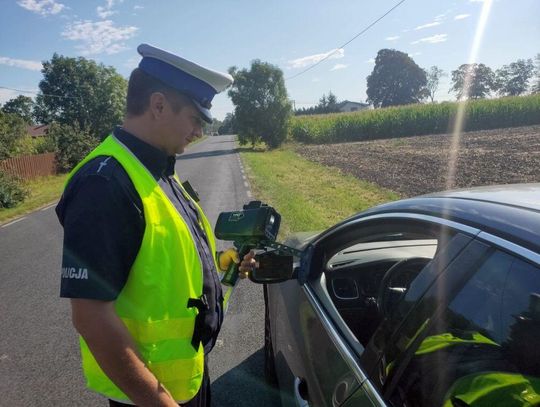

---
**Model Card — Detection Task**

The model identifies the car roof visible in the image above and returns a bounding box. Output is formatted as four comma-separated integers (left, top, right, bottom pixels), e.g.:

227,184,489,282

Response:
357,183,540,255
424,183,540,211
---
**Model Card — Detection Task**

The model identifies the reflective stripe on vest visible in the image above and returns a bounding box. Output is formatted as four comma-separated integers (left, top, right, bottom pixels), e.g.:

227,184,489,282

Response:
66,135,220,402
443,372,540,406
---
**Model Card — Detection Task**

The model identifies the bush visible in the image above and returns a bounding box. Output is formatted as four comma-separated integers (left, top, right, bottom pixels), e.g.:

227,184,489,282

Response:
34,135,58,154
290,94,540,144
12,136,39,156
0,170,29,208
0,111,27,160
46,123,99,172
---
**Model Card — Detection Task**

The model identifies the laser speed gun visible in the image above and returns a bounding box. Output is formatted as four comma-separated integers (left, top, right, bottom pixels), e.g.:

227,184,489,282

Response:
215,201,302,287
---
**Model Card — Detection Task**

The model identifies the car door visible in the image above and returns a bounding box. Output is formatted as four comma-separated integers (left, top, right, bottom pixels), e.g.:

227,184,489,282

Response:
374,233,540,406
268,213,479,407
268,278,367,407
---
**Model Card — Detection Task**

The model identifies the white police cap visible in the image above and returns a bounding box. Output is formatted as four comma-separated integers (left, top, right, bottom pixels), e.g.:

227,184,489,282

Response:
137,43,233,123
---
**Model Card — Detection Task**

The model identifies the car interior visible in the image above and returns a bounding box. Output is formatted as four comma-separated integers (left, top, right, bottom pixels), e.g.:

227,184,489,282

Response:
324,237,436,346
313,220,452,349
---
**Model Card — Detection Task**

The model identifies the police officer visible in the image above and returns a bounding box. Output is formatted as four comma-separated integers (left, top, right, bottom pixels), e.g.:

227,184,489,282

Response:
56,44,256,406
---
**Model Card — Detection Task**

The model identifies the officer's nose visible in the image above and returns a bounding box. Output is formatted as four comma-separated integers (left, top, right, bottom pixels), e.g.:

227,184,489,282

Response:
194,124,203,138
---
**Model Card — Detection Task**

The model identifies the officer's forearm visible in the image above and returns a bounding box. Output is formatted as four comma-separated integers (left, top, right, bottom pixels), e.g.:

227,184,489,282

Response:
70,299,179,407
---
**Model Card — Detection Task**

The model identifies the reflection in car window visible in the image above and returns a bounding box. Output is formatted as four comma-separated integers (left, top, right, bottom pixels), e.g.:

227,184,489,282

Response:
324,232,438,347
445,250,511,344
390,251,540,407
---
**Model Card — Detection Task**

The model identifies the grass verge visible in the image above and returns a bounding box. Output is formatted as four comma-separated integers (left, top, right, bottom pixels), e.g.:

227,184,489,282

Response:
0,174,68,224
188,135,208,147
239,145,399,238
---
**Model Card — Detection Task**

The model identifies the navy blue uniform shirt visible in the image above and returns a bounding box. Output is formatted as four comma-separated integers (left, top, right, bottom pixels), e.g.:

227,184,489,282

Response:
56,127,223,353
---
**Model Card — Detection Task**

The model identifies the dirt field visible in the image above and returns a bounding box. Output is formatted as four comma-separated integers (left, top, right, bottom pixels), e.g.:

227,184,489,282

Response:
295,125,540,198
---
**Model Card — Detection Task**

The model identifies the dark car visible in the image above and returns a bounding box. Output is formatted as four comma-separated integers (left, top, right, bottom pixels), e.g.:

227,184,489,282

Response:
255,184,540,407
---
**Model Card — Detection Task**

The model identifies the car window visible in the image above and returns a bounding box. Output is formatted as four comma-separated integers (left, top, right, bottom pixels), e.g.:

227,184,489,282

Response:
320,220,465,350
388,250,540,407
324,235,436,346
357,232,475,380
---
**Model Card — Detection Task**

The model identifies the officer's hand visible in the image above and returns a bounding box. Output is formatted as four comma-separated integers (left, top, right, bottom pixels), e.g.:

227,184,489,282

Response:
238,250,258,279
218,248,240,272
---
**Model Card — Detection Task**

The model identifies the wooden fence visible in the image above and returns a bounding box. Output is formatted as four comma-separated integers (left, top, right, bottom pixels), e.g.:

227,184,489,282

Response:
0,153,56,180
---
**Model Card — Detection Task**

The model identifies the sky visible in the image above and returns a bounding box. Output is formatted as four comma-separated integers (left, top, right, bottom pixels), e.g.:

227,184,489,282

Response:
0,0,539,120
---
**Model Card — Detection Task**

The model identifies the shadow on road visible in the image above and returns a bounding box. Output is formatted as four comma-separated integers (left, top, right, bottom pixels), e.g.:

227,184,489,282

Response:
211,348,282,407
210,139,237,144
177,149,237,160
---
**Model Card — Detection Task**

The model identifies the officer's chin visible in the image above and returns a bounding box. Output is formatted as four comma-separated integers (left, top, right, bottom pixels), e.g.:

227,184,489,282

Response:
175,144,186,155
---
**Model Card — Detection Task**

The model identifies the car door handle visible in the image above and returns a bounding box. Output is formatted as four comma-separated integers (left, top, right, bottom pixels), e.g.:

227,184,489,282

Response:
294,377,310,407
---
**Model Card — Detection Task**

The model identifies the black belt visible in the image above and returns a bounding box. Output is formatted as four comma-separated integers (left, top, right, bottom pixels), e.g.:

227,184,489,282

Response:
187,294,209,351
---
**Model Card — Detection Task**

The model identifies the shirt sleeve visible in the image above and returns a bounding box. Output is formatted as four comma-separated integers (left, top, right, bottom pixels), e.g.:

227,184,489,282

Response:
57,160,144,301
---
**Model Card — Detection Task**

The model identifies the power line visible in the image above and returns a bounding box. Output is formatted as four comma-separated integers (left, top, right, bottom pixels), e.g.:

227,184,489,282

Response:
285,0,407,81
0,85,83,101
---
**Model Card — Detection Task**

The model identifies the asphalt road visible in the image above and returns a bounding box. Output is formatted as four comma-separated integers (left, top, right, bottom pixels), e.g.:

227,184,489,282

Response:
0,135,280,406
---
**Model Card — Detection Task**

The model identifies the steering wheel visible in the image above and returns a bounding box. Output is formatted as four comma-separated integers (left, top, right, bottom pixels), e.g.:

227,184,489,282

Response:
376,257,432,318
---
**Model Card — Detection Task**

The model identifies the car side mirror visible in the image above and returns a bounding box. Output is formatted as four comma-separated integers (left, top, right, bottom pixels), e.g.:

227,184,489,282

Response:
249,252,296,284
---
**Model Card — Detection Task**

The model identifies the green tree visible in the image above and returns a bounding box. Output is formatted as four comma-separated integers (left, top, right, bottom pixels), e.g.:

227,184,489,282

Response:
205,118,222,135
532,54,540,94
450,63,496,100
319,94,327,108
317,91,339,113
0,111,27,160
425,66,445,103
495,59,535,96
294,91,340,115
218,113,236,135
366,49,427,108
228,60,291,148
33,53,127,140
326,91,338,111
46,122,99,172
2,95,34,123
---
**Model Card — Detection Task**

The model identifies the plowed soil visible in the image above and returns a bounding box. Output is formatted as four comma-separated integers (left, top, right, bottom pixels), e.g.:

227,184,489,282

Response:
295,125,540,198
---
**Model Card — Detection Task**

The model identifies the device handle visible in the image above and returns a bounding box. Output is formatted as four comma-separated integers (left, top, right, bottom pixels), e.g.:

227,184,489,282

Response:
221,244,250,287
221,259,240,287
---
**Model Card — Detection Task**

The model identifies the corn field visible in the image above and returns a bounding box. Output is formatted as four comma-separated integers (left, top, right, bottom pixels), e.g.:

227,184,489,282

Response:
289,94,540,144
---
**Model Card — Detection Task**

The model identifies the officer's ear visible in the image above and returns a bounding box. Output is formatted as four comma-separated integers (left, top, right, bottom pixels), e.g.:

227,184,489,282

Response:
149,92,167,119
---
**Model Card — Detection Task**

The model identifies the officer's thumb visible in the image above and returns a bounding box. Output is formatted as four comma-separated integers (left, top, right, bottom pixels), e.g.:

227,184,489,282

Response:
232,250,240,264
219,248,240,270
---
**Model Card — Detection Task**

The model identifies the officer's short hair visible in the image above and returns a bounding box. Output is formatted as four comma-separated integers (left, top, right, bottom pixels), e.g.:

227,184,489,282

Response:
126,68,192,116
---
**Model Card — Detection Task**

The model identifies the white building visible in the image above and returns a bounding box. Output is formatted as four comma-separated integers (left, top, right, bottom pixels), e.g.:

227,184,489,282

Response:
337,100,369,113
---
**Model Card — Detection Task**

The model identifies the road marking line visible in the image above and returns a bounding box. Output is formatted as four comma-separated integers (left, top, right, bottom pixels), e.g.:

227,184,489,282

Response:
1,217,27,228
41,203,57,211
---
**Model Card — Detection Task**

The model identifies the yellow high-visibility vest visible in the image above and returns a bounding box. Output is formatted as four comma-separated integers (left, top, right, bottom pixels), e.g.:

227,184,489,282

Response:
65,135,219,402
